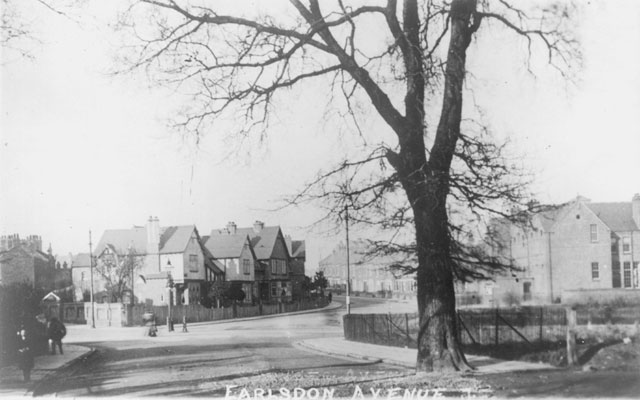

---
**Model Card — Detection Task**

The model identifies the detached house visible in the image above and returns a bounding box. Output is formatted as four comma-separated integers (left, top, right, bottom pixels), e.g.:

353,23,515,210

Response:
207,221,292,302
91,217,223,306
203,229,257,304
478,194,640,305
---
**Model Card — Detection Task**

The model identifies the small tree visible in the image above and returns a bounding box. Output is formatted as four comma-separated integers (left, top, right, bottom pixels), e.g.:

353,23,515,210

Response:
313,271,328,297
94,247,143,303
225,282,246,304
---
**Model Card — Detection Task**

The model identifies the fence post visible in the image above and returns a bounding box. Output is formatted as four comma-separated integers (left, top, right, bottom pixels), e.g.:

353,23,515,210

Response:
539,307,544,343
405,314,411,347
566,307,578,366
387,313,392,343
494,308,499,347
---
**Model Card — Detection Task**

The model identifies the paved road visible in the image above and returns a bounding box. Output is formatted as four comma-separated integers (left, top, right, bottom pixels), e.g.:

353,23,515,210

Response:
33,299,411,397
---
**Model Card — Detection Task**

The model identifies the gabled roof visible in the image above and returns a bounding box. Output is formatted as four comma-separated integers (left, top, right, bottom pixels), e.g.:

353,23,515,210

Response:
291,240,306,259
585,202,639,232
235,226,284,260
204,233,250,259
94,225,197,256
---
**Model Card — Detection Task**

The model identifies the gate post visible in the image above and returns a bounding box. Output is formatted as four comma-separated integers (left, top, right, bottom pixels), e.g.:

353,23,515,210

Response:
566,307,578,366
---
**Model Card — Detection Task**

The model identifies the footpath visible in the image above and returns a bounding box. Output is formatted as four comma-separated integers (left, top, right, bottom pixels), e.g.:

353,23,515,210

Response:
0,302,555,397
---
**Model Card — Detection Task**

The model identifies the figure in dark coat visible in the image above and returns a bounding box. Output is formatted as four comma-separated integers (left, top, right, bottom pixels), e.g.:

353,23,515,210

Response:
17,328,34,382
47,317,66,355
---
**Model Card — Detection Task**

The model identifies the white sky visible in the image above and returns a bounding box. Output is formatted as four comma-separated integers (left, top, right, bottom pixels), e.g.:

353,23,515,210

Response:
1,1,639,270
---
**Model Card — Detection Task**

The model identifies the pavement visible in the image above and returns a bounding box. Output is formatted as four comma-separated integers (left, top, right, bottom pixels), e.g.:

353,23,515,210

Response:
0,301,555,397
296,337,557,374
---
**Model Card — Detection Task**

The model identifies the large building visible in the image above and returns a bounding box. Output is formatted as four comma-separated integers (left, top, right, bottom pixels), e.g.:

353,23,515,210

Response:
0,234,56,290
89,217,224,306
205,221,305,303
319,240,416,299
470,194,640,305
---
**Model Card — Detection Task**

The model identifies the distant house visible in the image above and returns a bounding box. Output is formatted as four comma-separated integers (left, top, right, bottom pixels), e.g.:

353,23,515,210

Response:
203,230,257,304
286,237,307,300
0,235,56,290
70,253,92,301
319,240,417,299
207,221,293,302
473,194,640,306
92,217,223,306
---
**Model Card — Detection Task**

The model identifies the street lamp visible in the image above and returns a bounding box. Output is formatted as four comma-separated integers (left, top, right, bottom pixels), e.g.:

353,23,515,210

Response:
88,230,96,328
345,204,351,315
166,261,174,332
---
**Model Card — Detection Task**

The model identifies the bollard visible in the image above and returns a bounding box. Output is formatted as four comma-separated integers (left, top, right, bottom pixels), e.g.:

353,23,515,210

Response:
182,316,188,333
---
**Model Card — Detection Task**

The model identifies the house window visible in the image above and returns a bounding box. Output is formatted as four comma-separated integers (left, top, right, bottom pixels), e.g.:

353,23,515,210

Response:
622,237,631,253
623,262,632,288
523,282,532,301
591,262,599,280
590,224,598,242
189,254,198,272
243,259,250,275
270,282,278,297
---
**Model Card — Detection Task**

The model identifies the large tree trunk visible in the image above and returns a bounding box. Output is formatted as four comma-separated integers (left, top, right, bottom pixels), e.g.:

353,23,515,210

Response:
396,0,478,373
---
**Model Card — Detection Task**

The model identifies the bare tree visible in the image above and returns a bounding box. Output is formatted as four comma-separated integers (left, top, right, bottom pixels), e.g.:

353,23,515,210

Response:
94,247,143,303
1,0,77,60
118,0,579,372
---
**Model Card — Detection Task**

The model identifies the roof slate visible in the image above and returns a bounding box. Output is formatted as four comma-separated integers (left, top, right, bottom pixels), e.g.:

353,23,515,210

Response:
204,233,249,259
291,240,306,259
94,225,197,256
235,226,283,260
586,202,639,232
72,253,92,268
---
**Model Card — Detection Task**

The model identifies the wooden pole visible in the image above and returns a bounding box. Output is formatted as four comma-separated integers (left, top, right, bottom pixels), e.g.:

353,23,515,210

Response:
566,307,578,366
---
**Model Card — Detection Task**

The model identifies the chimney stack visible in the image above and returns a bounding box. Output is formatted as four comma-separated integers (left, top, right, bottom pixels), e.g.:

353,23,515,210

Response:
632,194,640,229
253,221,264,234
226,221,237,235
146,216,160,254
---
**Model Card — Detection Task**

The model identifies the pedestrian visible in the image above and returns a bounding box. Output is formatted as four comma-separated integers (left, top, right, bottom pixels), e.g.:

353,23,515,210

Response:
328,292,332,303
16,327,34,382
46,317,66,355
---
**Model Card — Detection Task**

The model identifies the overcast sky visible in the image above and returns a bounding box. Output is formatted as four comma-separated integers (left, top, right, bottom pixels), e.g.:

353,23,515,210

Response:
1,1,639,270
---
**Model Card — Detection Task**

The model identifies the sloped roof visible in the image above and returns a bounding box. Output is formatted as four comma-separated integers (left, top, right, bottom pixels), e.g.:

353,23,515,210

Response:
159,226,196,254
204,233,249,259
72,253,92,268
291,240,306,259
235,226,284,260
0,245,49,262
94,225,197,256
586,202,639,232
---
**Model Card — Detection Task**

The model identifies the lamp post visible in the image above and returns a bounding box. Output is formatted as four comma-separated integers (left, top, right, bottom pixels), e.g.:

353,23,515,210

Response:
88,230,95,328
166,261,174,332
345,204,351,315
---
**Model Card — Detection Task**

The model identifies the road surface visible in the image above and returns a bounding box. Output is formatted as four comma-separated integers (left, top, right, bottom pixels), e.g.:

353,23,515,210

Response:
34,298,413,397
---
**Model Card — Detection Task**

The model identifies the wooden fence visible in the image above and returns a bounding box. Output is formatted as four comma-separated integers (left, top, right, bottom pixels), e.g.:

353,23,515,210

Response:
85,297,331,327
343,306,640,348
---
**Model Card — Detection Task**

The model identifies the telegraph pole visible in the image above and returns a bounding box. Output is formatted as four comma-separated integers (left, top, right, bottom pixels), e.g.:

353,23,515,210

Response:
345,204,351,315
89,230,95,328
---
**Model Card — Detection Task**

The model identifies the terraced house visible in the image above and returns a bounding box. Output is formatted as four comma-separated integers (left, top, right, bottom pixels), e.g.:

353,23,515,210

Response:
472,194,640,305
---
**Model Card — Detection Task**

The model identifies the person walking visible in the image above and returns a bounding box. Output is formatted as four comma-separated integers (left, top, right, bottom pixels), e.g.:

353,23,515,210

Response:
47,317,66,355
17,327,34,382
